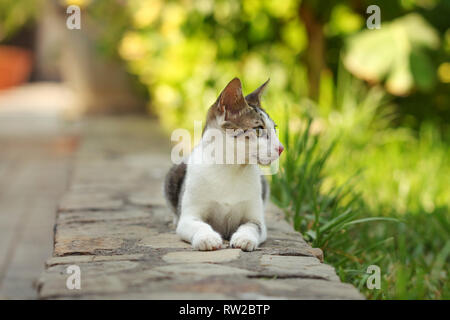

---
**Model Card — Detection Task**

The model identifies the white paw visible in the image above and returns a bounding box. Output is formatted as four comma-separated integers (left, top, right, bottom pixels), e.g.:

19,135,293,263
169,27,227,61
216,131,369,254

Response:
192,230,223,251
230,232,258,252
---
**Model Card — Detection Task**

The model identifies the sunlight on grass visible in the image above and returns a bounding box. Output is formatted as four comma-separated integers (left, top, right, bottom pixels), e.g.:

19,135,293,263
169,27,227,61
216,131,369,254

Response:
270,72,449,299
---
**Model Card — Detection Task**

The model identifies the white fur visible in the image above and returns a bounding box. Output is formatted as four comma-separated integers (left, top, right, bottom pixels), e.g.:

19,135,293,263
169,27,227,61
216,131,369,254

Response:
175,113,282,252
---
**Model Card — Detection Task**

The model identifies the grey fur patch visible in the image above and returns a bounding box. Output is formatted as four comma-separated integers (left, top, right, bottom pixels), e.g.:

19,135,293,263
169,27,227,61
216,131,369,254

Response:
205,210,239,240
261,175,268,203
205,213,263,240
164,162,187,216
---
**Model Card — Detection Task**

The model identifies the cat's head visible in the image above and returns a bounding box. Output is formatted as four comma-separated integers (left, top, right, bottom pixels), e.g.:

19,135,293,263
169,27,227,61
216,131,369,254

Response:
204,77,284,165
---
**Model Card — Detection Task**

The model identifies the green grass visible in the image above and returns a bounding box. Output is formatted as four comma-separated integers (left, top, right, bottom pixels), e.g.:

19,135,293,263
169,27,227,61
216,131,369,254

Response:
269,67,449,299
270,115,449,299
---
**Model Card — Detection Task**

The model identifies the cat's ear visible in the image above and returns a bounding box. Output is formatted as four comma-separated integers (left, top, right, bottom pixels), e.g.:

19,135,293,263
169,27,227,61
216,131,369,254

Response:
217,78,249,117
245,78,270,107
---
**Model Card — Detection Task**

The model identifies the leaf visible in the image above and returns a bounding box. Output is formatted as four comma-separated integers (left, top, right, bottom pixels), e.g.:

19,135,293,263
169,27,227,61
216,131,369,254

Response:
343,217,400,227
343,13,440,96
410,49,436,91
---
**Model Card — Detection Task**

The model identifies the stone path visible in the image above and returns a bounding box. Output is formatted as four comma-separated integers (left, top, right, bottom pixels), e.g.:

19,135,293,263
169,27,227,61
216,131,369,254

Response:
0,106,77,299
36,117,363,299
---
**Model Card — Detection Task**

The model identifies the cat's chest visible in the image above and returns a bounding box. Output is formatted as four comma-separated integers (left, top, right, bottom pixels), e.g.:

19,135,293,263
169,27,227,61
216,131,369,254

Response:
185,164,261,205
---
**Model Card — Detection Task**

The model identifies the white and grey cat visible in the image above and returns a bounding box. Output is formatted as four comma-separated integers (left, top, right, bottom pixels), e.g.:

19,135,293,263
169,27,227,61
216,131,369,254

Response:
164,78,284,251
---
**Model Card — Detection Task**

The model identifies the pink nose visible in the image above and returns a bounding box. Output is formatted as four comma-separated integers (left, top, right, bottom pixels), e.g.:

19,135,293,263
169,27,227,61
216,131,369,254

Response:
278,145,284,155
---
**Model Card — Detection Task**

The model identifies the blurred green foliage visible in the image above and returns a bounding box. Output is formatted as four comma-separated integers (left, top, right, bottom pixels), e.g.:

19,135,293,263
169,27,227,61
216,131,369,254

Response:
76,0,450,130
0,0,39,42
320,67,450,215
291,70,449,299
113,0,310,131
343,13,440,95
271,65,449,298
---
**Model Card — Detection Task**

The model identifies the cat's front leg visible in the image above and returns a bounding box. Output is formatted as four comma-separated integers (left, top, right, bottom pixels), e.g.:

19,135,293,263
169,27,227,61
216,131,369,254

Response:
230,221,266,251
176,209,223,251
230,203,267,252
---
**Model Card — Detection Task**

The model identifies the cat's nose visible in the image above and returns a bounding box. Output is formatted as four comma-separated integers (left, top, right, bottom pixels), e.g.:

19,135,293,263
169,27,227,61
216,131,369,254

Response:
278,145,284,155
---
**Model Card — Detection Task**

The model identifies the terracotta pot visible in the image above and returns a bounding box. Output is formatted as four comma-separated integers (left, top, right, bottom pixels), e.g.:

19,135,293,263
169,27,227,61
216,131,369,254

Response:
0,45,32,90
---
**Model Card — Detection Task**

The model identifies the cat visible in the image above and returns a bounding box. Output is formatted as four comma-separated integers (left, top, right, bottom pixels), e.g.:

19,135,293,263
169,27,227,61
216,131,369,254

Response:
164,77,284,251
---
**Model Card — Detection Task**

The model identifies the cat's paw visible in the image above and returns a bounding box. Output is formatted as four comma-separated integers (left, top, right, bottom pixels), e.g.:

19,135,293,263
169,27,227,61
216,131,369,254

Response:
192,230,223,251
230,232,258,252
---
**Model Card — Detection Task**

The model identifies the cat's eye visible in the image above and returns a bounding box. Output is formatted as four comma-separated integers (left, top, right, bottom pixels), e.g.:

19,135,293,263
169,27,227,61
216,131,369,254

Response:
255,126,265,137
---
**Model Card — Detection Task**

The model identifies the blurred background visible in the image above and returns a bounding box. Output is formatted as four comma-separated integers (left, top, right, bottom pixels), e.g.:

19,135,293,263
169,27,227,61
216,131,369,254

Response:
0,0,448,299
